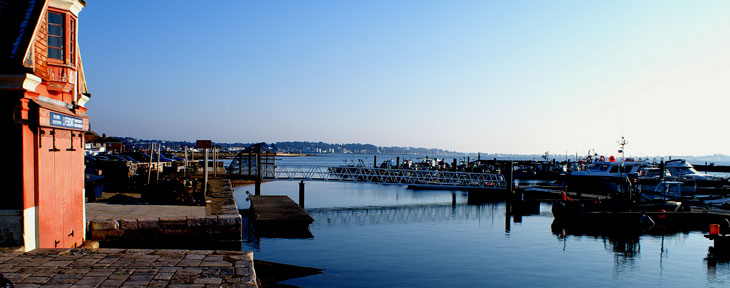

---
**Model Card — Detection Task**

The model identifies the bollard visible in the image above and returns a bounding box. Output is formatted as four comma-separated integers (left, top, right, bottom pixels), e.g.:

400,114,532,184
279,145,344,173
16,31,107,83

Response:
299,181,305,208
374,155,377,168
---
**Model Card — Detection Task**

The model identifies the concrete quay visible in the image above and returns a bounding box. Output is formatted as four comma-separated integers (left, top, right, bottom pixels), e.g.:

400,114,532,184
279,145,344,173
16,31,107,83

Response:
0,248,257,287
86,179,243,249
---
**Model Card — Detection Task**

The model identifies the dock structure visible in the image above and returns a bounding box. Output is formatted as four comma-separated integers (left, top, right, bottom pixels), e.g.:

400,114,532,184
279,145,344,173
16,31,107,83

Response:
236,165,507,189
248,195,314,238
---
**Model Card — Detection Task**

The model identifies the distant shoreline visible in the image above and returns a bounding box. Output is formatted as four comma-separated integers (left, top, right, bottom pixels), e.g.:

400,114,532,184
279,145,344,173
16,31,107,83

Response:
278,153,310,157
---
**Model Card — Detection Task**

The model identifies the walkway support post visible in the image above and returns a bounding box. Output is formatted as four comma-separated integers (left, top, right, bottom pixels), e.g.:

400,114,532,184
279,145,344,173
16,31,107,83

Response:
299,181,305,208
255,144,262,195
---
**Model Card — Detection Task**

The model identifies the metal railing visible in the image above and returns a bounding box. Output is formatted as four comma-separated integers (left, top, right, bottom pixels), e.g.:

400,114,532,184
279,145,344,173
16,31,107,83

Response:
261,165,506,188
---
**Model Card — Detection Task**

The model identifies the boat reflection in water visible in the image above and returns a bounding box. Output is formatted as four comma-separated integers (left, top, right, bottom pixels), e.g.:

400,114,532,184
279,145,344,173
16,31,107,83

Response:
235,177,730,287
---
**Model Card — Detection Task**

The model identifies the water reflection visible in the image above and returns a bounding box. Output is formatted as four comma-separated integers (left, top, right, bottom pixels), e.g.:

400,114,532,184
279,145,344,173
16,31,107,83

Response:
237,186,728,286
307,203,507,227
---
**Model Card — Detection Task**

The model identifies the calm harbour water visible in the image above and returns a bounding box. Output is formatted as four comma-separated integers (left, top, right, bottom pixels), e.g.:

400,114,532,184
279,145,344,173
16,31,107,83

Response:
231,154,730,287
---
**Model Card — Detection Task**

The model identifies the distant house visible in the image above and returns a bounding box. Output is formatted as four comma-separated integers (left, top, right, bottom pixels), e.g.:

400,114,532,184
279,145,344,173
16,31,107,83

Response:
85,133,124,155
0,0,90,250
84,131,105,155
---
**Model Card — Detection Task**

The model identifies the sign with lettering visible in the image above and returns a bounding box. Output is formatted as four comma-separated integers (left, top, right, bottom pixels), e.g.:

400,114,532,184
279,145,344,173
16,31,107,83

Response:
49,112,84,130
196,140,212,149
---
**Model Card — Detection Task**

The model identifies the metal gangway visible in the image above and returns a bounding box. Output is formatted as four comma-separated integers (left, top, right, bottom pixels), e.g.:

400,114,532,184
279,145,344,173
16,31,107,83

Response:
258,165,506,189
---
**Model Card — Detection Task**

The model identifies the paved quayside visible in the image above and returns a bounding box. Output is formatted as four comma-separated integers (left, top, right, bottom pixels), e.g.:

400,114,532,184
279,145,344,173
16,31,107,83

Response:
0,248,257,287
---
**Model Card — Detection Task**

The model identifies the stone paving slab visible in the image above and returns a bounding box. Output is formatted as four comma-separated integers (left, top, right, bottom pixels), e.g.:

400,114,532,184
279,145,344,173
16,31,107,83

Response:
86,203,206,222
0,249,257,287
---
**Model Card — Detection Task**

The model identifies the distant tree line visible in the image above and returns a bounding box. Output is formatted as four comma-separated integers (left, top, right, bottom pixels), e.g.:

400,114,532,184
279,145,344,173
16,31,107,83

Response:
115,137,460,155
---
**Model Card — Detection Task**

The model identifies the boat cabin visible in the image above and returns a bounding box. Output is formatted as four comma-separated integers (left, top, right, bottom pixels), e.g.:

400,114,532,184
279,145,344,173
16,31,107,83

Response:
571,160,649,177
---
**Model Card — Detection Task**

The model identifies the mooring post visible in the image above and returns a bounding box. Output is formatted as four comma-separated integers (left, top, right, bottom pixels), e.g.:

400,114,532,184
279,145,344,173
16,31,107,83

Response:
452,192,456,207
467,156,470,169
147,143,154,185
299,181,305,208
453,158,457,171
508,161,514,194
505,200,511,233
374,155,377,168
213,147,217,178
203,148,209,195
396,157,400,169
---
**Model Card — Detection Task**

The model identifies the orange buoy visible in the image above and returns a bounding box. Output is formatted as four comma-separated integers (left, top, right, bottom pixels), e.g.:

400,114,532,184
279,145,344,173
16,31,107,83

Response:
710,224,721,235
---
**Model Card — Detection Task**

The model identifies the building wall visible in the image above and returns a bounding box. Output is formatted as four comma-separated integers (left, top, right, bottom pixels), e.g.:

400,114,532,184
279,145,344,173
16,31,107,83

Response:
33,10,49,80
0,0,88,250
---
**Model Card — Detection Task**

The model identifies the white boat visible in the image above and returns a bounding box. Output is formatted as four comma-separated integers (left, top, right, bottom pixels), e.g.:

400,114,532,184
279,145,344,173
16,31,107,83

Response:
566,159,650,194
570,160,649,177
664,159,726,183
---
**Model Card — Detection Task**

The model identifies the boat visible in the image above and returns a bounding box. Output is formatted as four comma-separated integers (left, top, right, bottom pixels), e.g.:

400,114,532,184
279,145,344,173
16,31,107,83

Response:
663,159,728,188
565,159,650,195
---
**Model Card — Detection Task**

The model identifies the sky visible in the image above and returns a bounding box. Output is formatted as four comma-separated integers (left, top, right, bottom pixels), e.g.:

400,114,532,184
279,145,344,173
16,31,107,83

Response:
79,0,730,156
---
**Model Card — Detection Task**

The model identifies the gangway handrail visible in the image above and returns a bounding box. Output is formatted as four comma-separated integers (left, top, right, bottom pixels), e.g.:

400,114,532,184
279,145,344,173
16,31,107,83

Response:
242,165,506,188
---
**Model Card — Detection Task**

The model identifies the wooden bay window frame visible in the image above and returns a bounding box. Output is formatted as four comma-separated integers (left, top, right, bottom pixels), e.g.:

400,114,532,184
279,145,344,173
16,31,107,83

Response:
47,8,78,65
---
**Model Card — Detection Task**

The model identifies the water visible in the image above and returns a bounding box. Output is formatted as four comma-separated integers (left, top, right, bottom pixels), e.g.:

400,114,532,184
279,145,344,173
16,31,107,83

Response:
233,155,730,287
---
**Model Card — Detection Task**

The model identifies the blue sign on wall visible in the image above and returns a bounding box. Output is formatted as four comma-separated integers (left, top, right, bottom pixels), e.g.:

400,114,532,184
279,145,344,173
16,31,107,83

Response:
49,112,84,130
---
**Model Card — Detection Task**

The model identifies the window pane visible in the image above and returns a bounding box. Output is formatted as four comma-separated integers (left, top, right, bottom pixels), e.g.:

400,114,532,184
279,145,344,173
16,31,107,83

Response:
49,24,62,36
49,12,63,24
49,48,63,60
48,36,63,48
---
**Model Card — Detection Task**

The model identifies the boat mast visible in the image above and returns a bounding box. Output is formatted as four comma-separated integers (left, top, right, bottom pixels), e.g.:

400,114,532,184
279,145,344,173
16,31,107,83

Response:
617,136,628,196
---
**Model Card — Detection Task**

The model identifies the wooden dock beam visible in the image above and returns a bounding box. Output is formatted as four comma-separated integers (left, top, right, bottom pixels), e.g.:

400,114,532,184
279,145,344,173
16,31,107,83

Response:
249,195,314,238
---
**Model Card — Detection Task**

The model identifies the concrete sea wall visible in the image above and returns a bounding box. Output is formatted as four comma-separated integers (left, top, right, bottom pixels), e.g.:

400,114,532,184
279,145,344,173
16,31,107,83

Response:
87,179,242,249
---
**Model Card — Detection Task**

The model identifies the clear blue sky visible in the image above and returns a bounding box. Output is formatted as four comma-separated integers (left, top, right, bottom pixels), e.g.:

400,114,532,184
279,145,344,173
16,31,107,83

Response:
80,0,730,156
